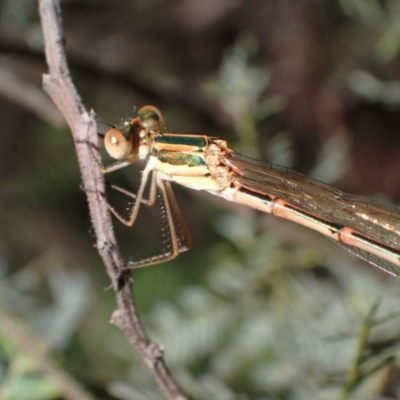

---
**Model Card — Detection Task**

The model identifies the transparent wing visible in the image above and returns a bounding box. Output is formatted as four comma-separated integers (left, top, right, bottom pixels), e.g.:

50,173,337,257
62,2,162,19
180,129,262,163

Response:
224,151,400,276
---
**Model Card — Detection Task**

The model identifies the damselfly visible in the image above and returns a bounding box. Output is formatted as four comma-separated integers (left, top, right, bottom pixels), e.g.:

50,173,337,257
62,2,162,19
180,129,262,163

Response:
100,105,400,276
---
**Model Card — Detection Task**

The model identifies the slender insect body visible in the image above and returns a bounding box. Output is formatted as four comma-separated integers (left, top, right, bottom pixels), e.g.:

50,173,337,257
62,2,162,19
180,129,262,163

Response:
100,105,400,276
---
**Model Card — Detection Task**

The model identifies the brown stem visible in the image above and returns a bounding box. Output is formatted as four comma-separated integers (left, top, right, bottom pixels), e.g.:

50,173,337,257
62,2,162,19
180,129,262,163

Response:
38,1,188,399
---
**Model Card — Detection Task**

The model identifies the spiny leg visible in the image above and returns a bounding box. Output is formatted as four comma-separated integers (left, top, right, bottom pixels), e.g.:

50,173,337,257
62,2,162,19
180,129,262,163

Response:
122,176,189,270
105,173,157,207
163,180,192,252
103,161,157,226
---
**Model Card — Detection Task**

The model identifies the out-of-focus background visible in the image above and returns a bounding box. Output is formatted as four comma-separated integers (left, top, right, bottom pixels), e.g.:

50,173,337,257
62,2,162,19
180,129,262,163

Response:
2,1,400,399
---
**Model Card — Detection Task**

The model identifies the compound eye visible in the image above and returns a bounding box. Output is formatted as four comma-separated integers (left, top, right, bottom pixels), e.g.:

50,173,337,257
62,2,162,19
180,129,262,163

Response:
104,128,132,160
137,105,165,132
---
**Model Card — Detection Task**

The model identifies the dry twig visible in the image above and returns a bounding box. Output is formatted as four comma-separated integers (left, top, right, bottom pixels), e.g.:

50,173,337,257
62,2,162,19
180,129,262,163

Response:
38,0,187,399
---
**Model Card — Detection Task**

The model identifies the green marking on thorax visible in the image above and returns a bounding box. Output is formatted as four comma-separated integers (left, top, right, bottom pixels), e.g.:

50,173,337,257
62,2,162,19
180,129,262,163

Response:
158,150,206,167
154,135,207,149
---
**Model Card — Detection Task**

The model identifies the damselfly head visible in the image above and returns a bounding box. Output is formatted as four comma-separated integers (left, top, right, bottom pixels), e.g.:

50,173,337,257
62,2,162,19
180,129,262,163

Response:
137,105,165,132
104,125,133,160
103,106,165,161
